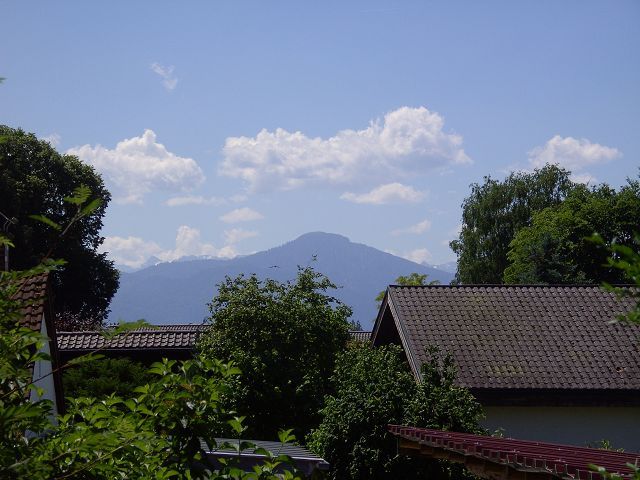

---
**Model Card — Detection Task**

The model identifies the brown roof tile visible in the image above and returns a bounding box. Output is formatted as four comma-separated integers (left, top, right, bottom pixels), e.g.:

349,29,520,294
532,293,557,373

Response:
379,285,640,390
57,324,207,351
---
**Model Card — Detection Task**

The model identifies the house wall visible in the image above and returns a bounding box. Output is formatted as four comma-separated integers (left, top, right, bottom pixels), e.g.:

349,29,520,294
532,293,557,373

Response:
482,406,640,452
30,314,59,420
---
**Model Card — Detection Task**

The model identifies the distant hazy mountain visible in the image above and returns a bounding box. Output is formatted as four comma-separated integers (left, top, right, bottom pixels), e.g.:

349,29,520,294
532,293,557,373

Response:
429,260,457,274
108,232,454,329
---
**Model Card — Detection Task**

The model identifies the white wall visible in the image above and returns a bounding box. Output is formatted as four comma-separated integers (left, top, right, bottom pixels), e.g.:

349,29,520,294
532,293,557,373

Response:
482,406,640,452
29,315,58,421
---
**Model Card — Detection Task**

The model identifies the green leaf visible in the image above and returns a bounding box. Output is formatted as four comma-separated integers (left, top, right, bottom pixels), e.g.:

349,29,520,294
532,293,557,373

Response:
80,198,102,217
29,214,62,231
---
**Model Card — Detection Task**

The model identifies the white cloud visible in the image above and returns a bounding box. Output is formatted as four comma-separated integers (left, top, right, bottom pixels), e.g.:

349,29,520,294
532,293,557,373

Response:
220,106,470,192
102,226,237,269
101,236,163,269
165,195,227,207
391,219,432,236
68,129,205,204
220,207,264,223
403,248,432,264
570,172,598,185
341,183,425,205
528,135,621,171
224,228,258,244
43,133,61,147
150,62,178,91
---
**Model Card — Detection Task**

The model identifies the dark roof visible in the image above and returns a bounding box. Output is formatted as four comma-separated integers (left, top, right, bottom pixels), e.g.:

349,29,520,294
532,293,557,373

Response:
12,272,49,332
203,438,329,475
349,330,371,342
389,425,640,479
57,324,207,351
373,285,640,390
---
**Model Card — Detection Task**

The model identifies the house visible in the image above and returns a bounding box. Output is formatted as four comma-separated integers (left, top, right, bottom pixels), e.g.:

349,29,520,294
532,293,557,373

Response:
13,272,65,415
58,326,367,363
57,324,207,365
372,285,640,451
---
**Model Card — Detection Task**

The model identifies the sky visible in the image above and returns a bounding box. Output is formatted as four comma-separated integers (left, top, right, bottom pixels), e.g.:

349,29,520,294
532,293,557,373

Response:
3,1,639,269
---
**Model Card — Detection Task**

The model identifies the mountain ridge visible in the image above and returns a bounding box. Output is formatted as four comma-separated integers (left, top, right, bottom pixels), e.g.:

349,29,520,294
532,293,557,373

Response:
108,232,454,329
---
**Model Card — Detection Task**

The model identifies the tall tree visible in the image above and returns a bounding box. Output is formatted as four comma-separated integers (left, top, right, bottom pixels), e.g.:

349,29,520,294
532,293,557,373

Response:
0,126,118,328
198,266,352,440
450,164,575,284
504,179,640,284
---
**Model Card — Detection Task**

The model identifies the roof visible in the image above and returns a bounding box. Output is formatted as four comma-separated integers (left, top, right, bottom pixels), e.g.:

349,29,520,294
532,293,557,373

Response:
59,326,370,351
389,425,640,480
203,438,329,475
373,285,640,390
11,272,49,332
349,330,371,342
57,324,207,351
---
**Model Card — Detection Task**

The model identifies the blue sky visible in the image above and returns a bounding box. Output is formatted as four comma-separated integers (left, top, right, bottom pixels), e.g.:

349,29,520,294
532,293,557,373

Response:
3,1,639,268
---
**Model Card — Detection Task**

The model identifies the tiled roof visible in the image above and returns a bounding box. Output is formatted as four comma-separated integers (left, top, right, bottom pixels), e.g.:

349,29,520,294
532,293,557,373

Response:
57,324,207,351
389,425,640,479
380,285,640,390
11,272,49,332
349,330,371,342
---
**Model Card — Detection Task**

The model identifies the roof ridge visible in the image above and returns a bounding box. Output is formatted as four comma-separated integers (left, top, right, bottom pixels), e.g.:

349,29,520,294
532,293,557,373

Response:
389,283,637,288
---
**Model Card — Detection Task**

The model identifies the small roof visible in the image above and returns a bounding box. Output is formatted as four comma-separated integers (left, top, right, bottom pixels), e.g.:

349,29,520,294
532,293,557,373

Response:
203,438,329,476
11,272,49,332
349,330,372,342
57,324,207,351
389,425,639,480
373,285,640,391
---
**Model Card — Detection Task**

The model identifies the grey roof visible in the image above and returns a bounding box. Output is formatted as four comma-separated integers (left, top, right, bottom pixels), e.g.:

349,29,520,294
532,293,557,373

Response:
57,324,207,351
374,285,640,390
349,330,372,342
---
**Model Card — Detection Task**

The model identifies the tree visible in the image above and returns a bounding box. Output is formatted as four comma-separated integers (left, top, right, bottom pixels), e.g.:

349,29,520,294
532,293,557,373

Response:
375,273,440,304
199,267,353,440
504,179,640,284
62,357,152,399
451,165,575,284
0,126,118,329
308,343,483,480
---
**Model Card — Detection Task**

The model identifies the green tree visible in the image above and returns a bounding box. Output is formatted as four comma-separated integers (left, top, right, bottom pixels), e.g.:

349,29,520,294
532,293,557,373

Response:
451,164,575,284
308,344,483,480
0,125,118,329
199,267,352,440
62,357,152,399
375,273,440,303
504,179,640,284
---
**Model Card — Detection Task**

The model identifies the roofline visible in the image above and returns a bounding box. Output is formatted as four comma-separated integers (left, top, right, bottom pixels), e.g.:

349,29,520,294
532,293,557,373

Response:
371,288,422,381
388,283,638,288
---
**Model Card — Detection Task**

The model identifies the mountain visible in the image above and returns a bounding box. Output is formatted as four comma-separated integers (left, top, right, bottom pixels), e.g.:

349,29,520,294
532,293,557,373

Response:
107,232,454,329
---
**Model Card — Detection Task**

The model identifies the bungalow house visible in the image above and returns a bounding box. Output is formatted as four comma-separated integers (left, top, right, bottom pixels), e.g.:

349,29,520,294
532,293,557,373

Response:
372,285,640,451
13,272,65,415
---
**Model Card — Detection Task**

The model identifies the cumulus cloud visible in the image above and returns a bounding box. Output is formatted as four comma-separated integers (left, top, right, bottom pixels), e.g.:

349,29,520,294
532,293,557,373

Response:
391,219,432,236
43,133,61,147
220,207,264,223
528,135,621,171
102,226,237,269
165,195,227,207
220,106,470,192
68,129,205,203
403,248,432,264
341,183,425,205
224,228,257,244
150,62,178,91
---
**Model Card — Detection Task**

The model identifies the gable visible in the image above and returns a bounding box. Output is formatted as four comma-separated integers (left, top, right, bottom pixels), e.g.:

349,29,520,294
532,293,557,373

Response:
372,285,640,392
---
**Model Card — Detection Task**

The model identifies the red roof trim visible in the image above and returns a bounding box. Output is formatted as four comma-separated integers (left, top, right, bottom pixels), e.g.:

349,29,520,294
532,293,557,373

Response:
388,425,639,479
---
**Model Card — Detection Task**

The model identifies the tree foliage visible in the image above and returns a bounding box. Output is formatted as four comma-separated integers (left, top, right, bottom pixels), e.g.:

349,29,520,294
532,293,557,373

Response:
451,165,575,284
62,356,152,399
199,267,353,440
308,343,483,480
504,180,640,284
0,125,118,329
375,273,440,303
